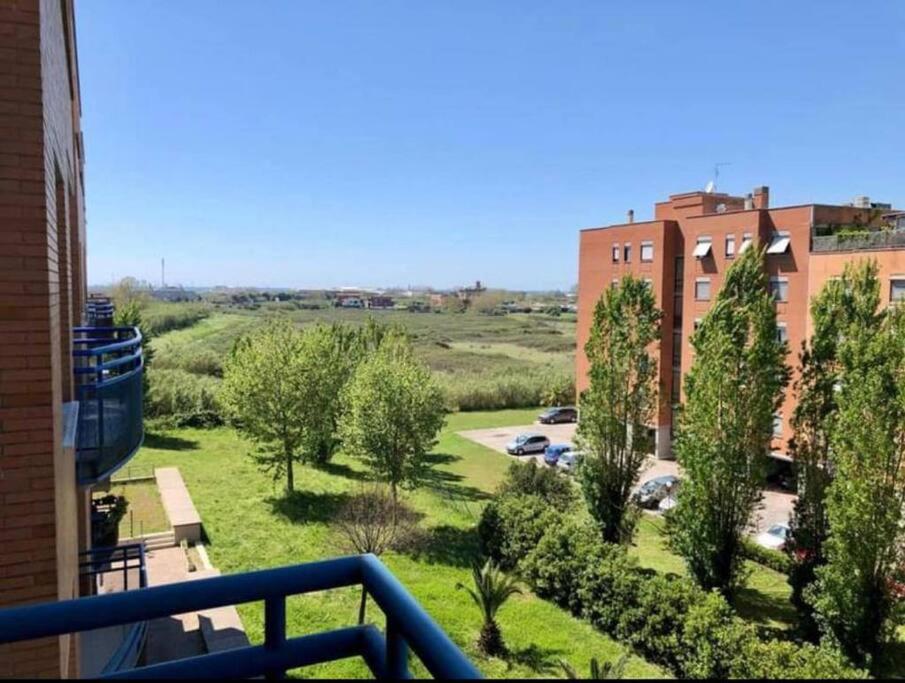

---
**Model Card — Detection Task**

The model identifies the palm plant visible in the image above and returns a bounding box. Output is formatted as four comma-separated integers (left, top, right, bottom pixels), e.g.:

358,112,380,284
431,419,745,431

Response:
560,655,629,679
456,558,522,656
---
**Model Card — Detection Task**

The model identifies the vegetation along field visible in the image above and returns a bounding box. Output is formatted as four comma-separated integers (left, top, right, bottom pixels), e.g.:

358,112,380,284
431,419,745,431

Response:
140,301,576,426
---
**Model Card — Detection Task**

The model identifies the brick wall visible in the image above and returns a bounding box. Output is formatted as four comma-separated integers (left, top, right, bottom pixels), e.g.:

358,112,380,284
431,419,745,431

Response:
0,0,86,677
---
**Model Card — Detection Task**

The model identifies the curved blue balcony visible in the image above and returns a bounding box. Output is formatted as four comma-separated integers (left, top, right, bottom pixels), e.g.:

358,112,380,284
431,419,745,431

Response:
73,326,144,485
0,554,481,679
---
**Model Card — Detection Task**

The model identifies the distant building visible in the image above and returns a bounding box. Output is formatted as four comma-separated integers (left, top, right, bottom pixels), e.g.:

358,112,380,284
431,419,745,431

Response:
456,280,486,302
331,288,394,310
150,286,201,302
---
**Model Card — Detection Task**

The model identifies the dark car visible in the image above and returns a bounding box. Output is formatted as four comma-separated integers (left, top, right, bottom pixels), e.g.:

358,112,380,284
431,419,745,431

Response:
505,433,551,456
632,475,680,509
538,407,578,424
543,443,572,466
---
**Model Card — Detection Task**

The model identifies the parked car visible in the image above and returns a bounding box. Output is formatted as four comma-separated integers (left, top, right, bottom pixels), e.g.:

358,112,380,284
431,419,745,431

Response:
538,407,578,424
756,523,790,551
544,443,572,466
557,451,584,473
658,494,678,512
505,433,551,456
633,475,680,509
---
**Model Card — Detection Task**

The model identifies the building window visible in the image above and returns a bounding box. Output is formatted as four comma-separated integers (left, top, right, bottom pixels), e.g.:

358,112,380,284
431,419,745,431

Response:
624,243,632,263
773,414,783,438
693,318,702,331
612,244,620,263
725,234,736,258
694,278,711,301
739,232,753,253
766,231,791,255
777,322,788,344
611,278,619,289
891,278,905,302
770,277,789,303
693,237,712,259
641,241,654,262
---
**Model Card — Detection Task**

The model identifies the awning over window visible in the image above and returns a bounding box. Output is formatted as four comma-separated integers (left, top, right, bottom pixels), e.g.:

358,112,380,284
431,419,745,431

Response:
692,241,712,258
766,235,791,254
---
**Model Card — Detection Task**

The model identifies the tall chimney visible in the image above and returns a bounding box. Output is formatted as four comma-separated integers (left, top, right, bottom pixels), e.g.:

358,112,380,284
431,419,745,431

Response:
627,209,635,224
753,186,769,210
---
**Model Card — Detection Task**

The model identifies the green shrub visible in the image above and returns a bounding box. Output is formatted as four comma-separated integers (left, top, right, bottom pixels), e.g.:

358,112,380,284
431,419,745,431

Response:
521,518,608,612
142,302,209,335
477,495,561,570
680,591,755,679
146,368,223,427
736,638,866,679
576,546,644,633
497,460,575,508
438,369,575,412
740,536,792,574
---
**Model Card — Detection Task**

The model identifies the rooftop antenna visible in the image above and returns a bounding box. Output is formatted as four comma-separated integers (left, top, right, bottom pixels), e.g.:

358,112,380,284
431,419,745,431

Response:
161,258,165,289
707,162,732,193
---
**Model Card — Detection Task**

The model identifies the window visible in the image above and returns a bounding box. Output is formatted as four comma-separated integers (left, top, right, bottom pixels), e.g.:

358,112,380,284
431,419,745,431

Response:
693,237,712,259
693,318,702,331
610,278,619,289
612,244,620,263
725,234,736,258
641,241,654,262
694,278,711,301
770,277,789,303
739,232,753,253
773,414,783,438
624,243,632,263
766,231,791,255
777,322,789,344
891,278,905,302
643,277,653,289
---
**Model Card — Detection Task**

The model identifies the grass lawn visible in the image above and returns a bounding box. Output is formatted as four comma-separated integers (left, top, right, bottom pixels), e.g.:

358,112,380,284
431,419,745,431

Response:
95,481,170,539
130,408,666,679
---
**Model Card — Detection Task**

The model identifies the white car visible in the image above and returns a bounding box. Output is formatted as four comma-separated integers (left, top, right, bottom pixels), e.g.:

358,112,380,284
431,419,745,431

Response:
556,451,584,473
658,494,678,512
756,523,790,551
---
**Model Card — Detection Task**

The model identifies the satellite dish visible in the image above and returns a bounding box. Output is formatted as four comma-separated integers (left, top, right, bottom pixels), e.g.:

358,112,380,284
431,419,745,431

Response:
704,181,716,194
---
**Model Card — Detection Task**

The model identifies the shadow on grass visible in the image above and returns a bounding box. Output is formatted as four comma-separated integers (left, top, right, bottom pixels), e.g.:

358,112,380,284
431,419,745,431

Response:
268,489,351,525
143,432,200,451
734,586,797,631
405,524,480,568
506,643,565,675
420,452,491,503
316,461,370,482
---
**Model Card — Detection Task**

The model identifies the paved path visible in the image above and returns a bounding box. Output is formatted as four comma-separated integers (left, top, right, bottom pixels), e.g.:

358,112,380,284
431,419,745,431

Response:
458,422,794,534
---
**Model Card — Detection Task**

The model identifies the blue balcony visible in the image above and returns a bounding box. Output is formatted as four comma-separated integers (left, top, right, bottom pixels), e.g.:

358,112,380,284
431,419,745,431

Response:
73,326,144,485
87,296,116,325
0,554,481,679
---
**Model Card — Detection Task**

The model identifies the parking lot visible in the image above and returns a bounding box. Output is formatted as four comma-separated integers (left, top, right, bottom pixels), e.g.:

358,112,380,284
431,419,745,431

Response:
457,422,794,534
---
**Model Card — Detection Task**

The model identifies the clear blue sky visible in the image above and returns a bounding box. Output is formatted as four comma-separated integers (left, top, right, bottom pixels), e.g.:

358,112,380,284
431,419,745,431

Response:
76,0,905,291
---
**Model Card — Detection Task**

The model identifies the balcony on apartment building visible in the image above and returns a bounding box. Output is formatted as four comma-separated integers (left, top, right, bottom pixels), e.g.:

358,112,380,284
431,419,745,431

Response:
0,553,481,679
812,212,905,253
73,324,144,486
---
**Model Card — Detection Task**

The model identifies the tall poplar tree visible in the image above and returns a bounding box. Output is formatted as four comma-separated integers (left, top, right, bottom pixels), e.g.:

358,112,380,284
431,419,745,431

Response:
576,275,662,543
672,247,789,595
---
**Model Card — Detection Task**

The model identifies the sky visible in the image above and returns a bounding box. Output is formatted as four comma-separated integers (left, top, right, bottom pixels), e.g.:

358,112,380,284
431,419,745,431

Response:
76,0,905,291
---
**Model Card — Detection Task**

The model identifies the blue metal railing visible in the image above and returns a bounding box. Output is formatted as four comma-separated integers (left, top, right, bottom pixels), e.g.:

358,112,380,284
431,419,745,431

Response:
73,326,144,485
0,554,481,679
87,296,116,325
80,544,149,675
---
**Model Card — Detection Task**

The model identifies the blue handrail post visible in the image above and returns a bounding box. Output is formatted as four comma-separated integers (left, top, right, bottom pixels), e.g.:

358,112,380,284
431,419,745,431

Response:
385,617,409,679
264,596,287,680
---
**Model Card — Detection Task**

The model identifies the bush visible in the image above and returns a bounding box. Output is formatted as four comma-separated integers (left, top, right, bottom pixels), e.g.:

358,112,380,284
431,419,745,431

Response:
497,461,575,508
142,302,209,335
740,536,792,574
576,545,644,633
736,638,866,679
478,495,561,570
438,369,575,412
680,591,755,679
146,368,223,427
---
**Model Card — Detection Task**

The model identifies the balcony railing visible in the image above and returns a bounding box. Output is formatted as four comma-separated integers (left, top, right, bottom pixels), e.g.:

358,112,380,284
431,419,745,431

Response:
87,296,116,325
73,326,144,485
79,544,149,677
0,554,481,679
812,229,905,253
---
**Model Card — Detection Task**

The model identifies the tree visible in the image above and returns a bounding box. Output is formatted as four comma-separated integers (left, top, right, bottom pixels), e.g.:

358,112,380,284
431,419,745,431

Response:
456,558,522,656
576,275,662,543
220,320,308,492
672,247,789,595
807,272,905,670
786,261,882,638
113,299,154,398
339,339,446,506
295,324,361,464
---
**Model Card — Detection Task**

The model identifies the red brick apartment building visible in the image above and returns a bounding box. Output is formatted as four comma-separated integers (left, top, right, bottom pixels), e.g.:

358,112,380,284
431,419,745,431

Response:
577,187,905,460
0,0,145,677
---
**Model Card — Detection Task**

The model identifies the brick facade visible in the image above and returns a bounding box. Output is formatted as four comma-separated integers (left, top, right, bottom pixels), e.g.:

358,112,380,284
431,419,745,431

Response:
0,0,87,676
578,188,902,460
